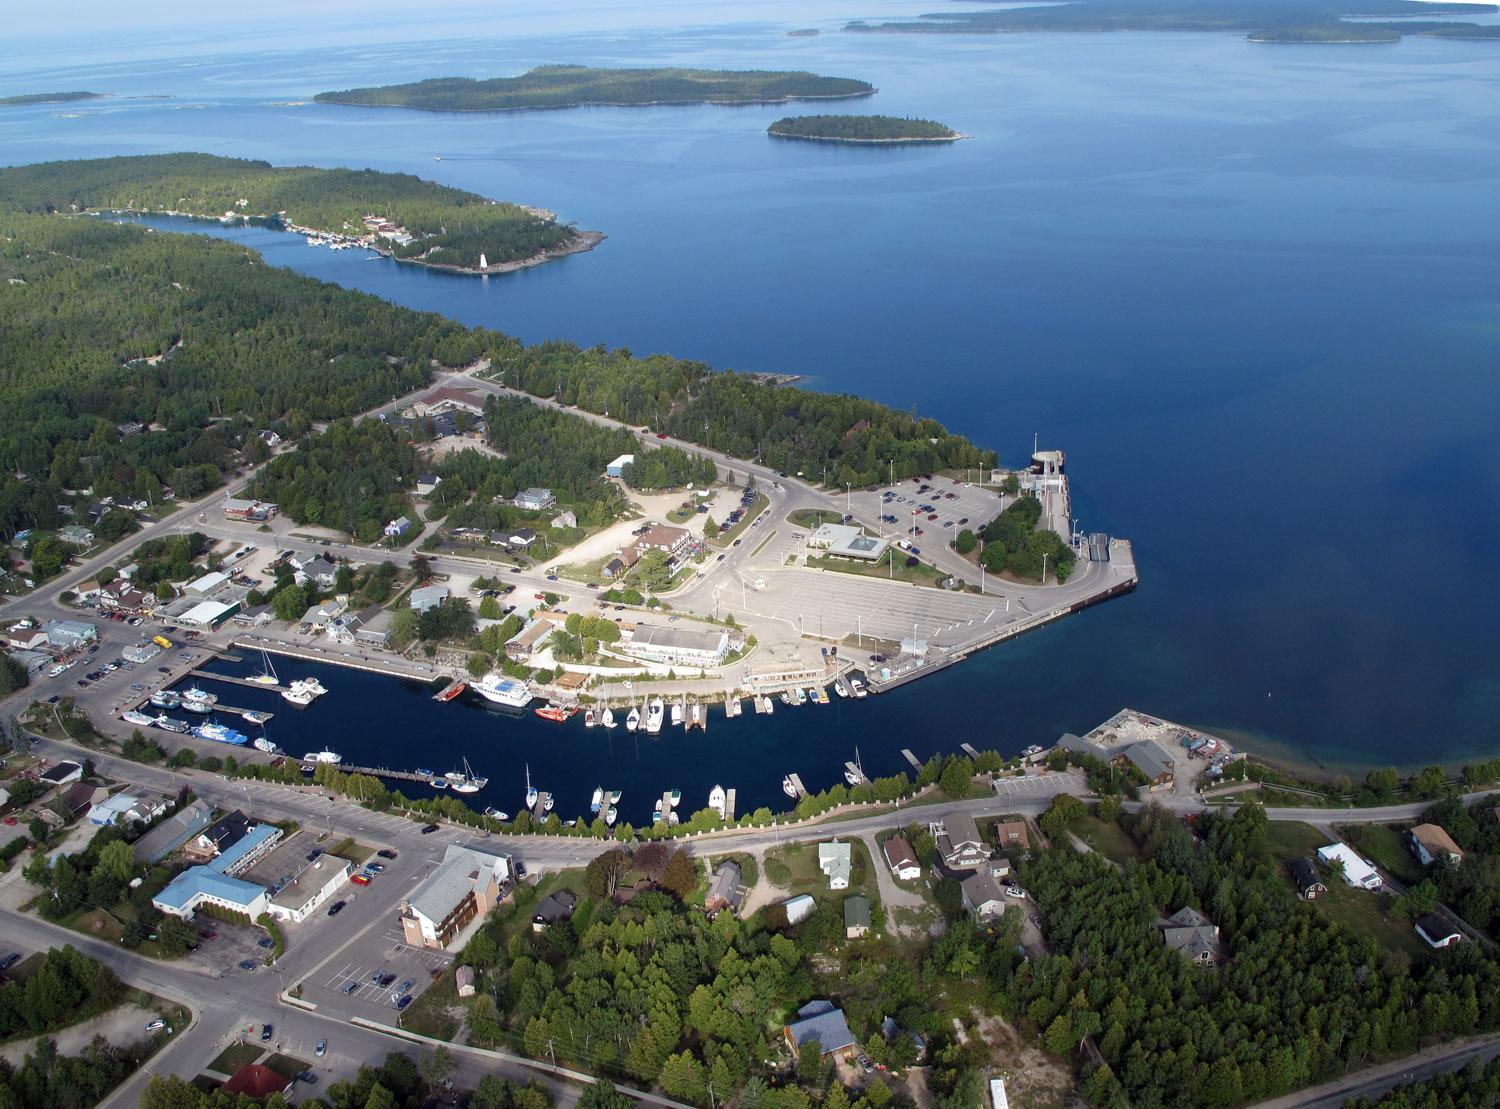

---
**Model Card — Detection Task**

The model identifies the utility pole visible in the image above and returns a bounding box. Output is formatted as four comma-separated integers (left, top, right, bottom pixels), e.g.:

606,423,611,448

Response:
1042,553,1049,585
845,482,851,519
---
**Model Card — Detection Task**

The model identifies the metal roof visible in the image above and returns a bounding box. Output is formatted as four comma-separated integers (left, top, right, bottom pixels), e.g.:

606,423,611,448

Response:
786,1005,856,1054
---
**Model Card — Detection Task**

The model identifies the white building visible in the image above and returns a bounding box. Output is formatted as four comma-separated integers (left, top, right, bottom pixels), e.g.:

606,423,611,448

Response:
267,855,352,923
410,584,450,613
781,894,815,925
818,840,852,890
624,623,730,668
515,488,556,511
808,523,889,561
606,454,635,478
1317,843,1383,890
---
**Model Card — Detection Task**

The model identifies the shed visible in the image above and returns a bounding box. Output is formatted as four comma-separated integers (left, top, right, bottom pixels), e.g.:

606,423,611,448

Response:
455,965,476,997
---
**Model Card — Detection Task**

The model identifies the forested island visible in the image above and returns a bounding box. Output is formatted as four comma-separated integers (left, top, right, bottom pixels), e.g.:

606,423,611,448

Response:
768,115,960,143
847,0,1500,42
0,91,104,107
314,65,874,112
0,153,596,274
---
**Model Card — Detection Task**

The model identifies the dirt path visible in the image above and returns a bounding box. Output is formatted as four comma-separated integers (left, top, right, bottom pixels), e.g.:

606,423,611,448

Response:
737,848,782,918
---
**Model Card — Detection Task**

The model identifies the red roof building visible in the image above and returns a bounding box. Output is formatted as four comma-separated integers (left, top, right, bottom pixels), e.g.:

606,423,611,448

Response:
222,1063,292,1099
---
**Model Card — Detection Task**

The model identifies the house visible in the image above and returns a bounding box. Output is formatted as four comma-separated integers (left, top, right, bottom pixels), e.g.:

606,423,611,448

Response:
1407,823,1465,867
1159,906,1223,966
117,421,146,438
455,966,476,997
606,453,635,478
38,761,83,787
1115,742,1175,789
6,627,48,651
415,474,442,497
624,624,730,668
602,557,628,580
506,613,566,661
222,1064,293,1100
40,620,96,651
784,1001,856,1058
58,525,95,547
132,800,214,864
844,895,871,939
515,488,556,512
993,820,1031,853
231,604,273,628
294,556,338,589
258,430,282,449
384,516,412,539
56,782,108,819
87,793,166,827
883,836,921,880
781,894,815,925
222,498,277,522
552,510,578,530
410,584,450,614
191,809,252,859
931,811,989,871
705,860,747,915
400,844,513,949
633,523,691,559
818,840,852,890
881,1016,928,1063
267,855,352,923
1317,842,1383,890
1290,857,1326,900
532,889,578,933
1414,913,1463,949
961,872,1006,922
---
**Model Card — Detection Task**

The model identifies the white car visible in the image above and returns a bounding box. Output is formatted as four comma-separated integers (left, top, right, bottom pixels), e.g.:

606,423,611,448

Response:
144,1019,166,1032
1005,886,1027,899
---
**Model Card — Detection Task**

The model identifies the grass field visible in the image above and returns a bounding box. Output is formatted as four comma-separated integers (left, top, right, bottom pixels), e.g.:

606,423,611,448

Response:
208,1042,264,1074
1065,814,1142,866
1340,823,1424,885
808,551,950,589
787,508,842,529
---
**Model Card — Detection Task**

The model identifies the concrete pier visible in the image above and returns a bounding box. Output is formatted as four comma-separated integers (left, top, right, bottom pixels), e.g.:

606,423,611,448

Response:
960,742,980,760
901,748,923,771
787,773,808,798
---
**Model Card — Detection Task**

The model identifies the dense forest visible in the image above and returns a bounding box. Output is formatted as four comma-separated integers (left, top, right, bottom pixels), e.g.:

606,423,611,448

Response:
0,153,577,270
315,66,874,112
250,420,418,541
0,91,104,107
846,0,1500,40
0,946,121,1040
768,115,959,142
0,207,499,541
488,342,996,488
621,447,717,490
1014,804,1500,1105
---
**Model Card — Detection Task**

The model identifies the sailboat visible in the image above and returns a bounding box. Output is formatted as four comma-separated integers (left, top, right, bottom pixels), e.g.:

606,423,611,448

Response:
845,747,865,787
446,757,486,794
248,649,279,686
524,764,538,812
601,706,617,729
625,704,640,732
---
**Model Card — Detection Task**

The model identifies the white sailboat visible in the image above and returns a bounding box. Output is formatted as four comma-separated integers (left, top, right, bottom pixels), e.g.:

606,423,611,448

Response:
524,763,538,812
845,746,864,788
625,704,640,732
601,706,617,729
248,649,279,686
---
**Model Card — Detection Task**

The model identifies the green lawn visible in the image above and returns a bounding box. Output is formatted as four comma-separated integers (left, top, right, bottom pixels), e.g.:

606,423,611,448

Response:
1064,814,1142,866
1263,820,1332,862
208,1042,264,1074
787,508,841,529
263,1053,311,1080
762,838,880,909
400,968,461,1041
1339,823,1424,885
808,552,950,589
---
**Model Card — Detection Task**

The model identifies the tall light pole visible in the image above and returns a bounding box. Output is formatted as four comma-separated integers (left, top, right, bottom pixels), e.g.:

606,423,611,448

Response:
845,482,851,519
1042,553,1049,585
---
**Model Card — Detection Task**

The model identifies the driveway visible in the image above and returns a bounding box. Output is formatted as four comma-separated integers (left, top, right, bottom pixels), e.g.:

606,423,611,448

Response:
857,831,928,935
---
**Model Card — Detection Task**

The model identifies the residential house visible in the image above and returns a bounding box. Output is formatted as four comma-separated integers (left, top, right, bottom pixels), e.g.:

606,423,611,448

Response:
1290,857,1327,900
410,584,450,614
1159,906,1223,966
506,528,537,550
87,793,166,827
1415,913,1463,949
38,761,84,787
931,811,989,872
505,613,566,661
384,516,412,540
58,525,95,547
552,510,578,529
40,621,96,652
705,860,747,916
602,556,628,580
1407,824,1465,867
190,809,252,860
515,488,556,511
132,800,214,864
993,820,1031,854
818,840,852,890
231,604,272,628
844,895,871,939
960,872,1006,922
784,1001,856,1059
400,844,513,949
56,782,108,820
6,627,48,651
415,474,442,497
883,836,921,880
259,430,282,449
532,889,578,933
293,556,338,590
1317,843,1383,890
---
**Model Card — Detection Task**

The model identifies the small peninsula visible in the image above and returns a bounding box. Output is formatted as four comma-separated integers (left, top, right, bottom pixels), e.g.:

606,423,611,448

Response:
0,153,599,275
768,114,961,144
314,65,873,112
0,91,105,107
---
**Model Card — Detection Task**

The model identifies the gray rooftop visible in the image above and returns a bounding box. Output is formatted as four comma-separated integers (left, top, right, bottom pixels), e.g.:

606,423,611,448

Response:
1121,741,1175,781
630,623,729,653
786,1003,856,1055
406,844,509,925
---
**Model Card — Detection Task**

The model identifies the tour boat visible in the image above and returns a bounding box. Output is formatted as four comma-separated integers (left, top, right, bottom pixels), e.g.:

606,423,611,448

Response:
472,673,532,708
708,784,726,819
122,710,155,727
625,705,640,732
149,690,181,709
670,701,684,728
248,650,279,686
1020,745,1043,758
303,750,342,764
182,686,217,704
782,775,798,799
590,786,604,814
584,708,596,728
524,764,538,812
534,703,569,723
645,698,664,735
600,706,617,729
194,722,248,746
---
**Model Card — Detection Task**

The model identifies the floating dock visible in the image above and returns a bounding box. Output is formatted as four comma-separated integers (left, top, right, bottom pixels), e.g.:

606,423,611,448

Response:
786,773,808,798
187,669,289,694
135,698,274,723
901,748,923,771
331,763,435,784
960,743,980,760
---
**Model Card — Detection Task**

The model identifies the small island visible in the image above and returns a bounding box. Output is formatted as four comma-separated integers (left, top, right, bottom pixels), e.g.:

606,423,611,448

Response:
0,153,600,275
767,115,961,144
314,65,873,112
0,91,105,108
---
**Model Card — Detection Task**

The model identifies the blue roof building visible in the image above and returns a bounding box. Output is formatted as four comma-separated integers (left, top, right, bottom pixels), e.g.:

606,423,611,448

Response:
784,1000,856,1058
152,866,269,920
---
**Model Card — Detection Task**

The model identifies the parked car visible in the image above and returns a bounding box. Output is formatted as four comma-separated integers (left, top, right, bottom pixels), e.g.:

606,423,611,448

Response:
257,937,274,949
327,900,346,916
239,960,257,971
260,1024,273,1041
351,873,370,886
145,1019,165,1032
376,849,398,859
316,1040,326,1057
342,981,358,996
0,954,21,971
396,995,413,1011
420,824,439,834
1005,886,1027,899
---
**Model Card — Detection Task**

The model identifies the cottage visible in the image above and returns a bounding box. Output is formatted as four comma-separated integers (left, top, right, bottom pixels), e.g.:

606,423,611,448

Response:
1159,906,1223,966
410,584,450,614
818,840,852,890
844,895,871,939
960,872,1006,922
532,889,578,932
1407,824,1465,867
415,474,442,497
86,793,165,827
294,556,338,589
602,557,628,580
1290,857,1326,900
993,820,1031,853
883,836,921,881
931,811,989,872
384,516,412,539
259,430,282,448
506,528,538,550
1317,843,1383,890
705,860,747,915
784,1001,856,1059
515,488,556,511
1414,913,1463,949
58,524,95,547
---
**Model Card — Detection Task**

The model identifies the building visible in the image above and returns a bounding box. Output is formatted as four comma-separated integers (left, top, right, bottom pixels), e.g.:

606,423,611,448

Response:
86,793,165,827
818,840,852,889
781,894,815,925
1317,843,1382,890
40,620,96,652
989,1078,1010,1109
1055,732,1110,764
844,895,871,939
993,820,1031,853
784,1001,856,1059
294,556,338,589
222,1064,293,1100
883,836,922,880
100,579,154,614
208,824,283,878
259,430,282,449
132,800,214,864
178,600,240,629
602,556,628,580
808,523,889,561
1116,742,1175,789
223,498,277,522
1160,906,1222,966
1408,824,1465,867
505,528,537,550
1414,913,1463,949
58,525,95,547
191,809,252,859
56,782,108,820
416,386,485,416
39,761,83,787
515,488,556,512
400,844,513,950
961,873,1006,921
384,516,412,539
506,613,566,660
410,584,450,613
552,510,578,530
606,454,635,478
1290,857,1326,900
122,642,163,664
7,627,48,651
705,860,747,915
152,867,270,920
231,604,273,628
625,623,730,668
415,474,442,497
267,855,352,923
185,570,230,597
532,889,578,933
633,523,691,559
455,966,476,997
932,811,989,871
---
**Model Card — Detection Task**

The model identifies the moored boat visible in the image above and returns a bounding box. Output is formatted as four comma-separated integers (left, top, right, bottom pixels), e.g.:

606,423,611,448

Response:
248,650,279,686
535,703,569,723
180,696,213,715
584,708,596,728
154,715,190,734
590,786,604,814
645,698,664,735
601,706,617,729
122,710,155,727
782,775,797,799
850,677,867,698
472,673,532,708
483,806,510,821
303,749,342,764
252,736,280,755
194,722,248,745
241,710,270,725
608,788,622,804
448,757,486,794
626,705,640,732
524,764,538,812
182,686,217,704
604,805,618,827
150,690,181,709
670,701,684,727
708,784,726,819
795,687,808,705
281,680,316,706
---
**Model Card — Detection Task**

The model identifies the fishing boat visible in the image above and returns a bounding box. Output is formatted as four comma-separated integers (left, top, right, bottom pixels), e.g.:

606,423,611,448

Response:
625,704,640,732
782,775,798,799
850,677,867,698
604,805,618,827
122,710,155,727
241,710,271,725
524,764,538,812
600,706,617,729
645,698,664,735
447,757,486,794
590,786,604,814
303,749,342,764
281,680,316,706
670,701,684,728
708,784,726,819
182,686,217,704
584,708,596,728
150,690,181,709
535,703,569,723
845,746,864,788
247,650,279,686
180,695,214,715
472,673,532,708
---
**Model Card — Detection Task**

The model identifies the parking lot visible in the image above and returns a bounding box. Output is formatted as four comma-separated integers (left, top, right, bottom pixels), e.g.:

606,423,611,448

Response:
872,475,1007,544
308,932,453,1018
990,770,1087,803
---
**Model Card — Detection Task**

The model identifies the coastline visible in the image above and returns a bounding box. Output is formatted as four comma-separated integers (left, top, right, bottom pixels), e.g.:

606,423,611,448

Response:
312,90,877,114
767,130,967,145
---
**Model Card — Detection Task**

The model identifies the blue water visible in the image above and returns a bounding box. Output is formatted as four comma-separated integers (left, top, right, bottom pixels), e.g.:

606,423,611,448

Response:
6,6,1500,783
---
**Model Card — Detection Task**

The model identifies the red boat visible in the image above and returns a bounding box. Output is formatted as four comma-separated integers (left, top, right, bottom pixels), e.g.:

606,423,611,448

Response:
534,704,571,723
437,681,466,702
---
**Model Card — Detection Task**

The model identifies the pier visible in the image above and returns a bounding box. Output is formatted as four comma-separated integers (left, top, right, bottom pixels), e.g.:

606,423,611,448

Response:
786,773,808,799
331,763,435,784
188,669,289,694
843,761,869,786
901,748,923,771
724,788,737,822
134,697,274,723
960,743,980,760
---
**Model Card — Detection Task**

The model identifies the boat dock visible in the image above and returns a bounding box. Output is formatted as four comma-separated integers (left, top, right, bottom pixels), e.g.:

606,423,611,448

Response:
844,761,869,786
960,743,980,760
187,669,290,694
901,748,923,771
724,788,736,822
725,696,743,719
786,773,808,798
135,697,275,723
333,763,434,784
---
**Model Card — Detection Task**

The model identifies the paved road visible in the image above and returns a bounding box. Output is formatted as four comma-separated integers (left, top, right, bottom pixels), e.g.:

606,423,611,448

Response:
1254,1033,1500,1108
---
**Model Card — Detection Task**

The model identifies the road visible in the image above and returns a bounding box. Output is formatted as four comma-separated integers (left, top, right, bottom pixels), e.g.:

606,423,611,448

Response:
1253,1033,1500,1108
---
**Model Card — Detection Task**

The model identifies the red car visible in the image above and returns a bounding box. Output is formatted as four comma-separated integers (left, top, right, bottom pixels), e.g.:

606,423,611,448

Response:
351,873,370,886
928,514,938,521
656,432,668,439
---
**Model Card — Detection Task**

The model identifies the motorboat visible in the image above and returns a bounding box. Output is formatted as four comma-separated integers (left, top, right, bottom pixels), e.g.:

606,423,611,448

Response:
645,698,664,735
524,764,538,812
590,786,604,814
150,690,181,709
795,688,808,706
667,788,681,807
600,706,617,729
303,750,342,764
281,681,316,706
535,703,569,723
782,775,798,799
626,705,640,732
437,680,466,702
850,677,867,698
241,710,270,725
584,708,596,728
604,805,618,827
779,690,792,707
687,702,704,730
708,784,726,819
252,736,281,755
653,801,664,824
430,777,449,790
154,715,189,734
1020,745,1043,758
483,806,510,821
446,757,486,794
300,677,328,697
670,701,684,728
813,687,830,705
608,788,622,804
182,686,217,704
194,722,248,745
121,709,155,727
472,673,532,708
543,793,554,812
180,695,213,715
